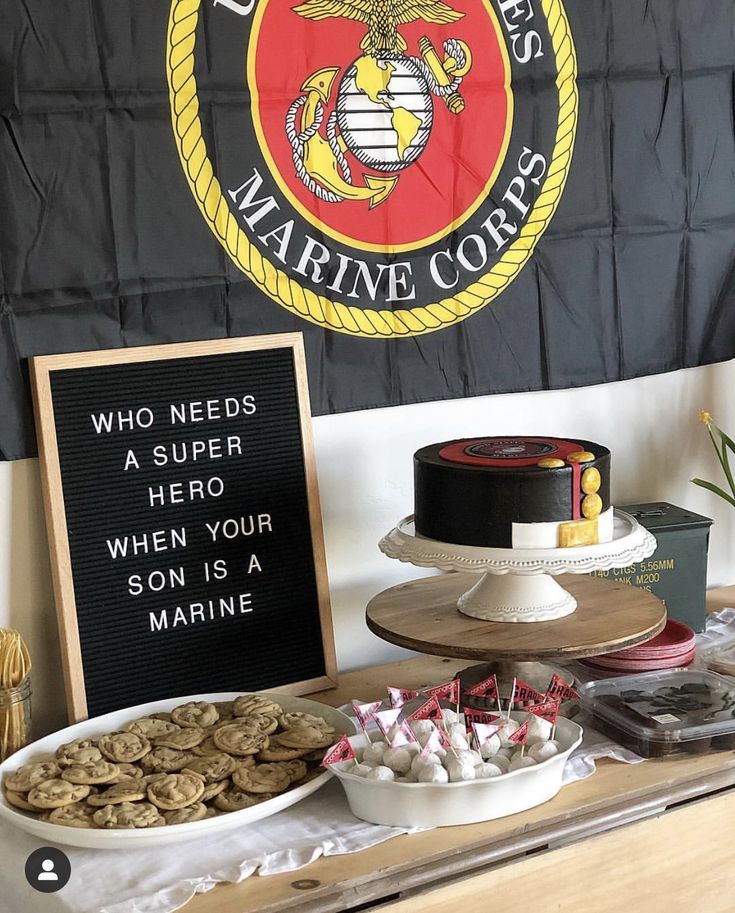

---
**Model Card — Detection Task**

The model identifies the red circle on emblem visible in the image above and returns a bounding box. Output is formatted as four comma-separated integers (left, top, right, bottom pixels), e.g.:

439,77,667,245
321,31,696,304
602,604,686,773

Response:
438,438,584,467
249,0,511,253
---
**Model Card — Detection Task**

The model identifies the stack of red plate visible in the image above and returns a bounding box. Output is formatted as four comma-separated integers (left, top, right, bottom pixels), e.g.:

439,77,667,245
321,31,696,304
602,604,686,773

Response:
580,619,696,673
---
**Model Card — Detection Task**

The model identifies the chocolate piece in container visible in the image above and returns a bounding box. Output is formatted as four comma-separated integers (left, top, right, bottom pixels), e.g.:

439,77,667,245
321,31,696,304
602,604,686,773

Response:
580,670,735,759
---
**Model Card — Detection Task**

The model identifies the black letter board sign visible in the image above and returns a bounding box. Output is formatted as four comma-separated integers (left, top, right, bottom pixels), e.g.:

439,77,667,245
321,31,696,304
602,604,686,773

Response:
31,334,337,722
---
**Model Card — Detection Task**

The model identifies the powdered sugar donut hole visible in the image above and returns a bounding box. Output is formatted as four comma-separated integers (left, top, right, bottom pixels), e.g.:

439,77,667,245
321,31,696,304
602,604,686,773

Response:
528,741,561,763
362,741,389,764
418,764,450,784
489,754,510,773
382,747,412,774
474,761,504,779
411,753,438,776
366,765,396,781
446,758,476,782
478,734,501,758
509,754,537,772
525,715,552,746
498,719,521,748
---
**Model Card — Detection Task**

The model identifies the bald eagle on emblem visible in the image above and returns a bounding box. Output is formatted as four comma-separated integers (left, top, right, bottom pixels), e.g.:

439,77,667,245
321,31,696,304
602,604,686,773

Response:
292,0,465,56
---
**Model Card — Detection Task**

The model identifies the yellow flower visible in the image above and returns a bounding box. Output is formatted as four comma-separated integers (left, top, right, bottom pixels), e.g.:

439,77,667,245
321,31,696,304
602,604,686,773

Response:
699,410,713,426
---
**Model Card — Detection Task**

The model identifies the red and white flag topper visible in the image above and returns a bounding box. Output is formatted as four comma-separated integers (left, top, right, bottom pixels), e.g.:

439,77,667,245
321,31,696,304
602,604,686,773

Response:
465,674,500,700
407,695,445,723
389,720,418,748
387,686,419,709
526,699,560,725
463,706,502,732
546,673,581,702
419,723,452,757
320,735,356,767
373,707,402,739
508,719,530,746
353,701,383,731
471,721,504,748
423,679,461,705
510,677,546,707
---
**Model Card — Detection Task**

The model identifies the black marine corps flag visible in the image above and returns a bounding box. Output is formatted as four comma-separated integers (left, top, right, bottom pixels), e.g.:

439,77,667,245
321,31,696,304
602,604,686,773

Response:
1,0,735,459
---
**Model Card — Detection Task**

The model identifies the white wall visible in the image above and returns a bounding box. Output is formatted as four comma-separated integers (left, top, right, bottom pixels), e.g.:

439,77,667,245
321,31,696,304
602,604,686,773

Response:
2,360,734,737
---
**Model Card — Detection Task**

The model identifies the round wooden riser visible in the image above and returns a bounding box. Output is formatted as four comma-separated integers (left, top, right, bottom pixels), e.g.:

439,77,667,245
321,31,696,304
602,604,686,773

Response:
366,572,666,663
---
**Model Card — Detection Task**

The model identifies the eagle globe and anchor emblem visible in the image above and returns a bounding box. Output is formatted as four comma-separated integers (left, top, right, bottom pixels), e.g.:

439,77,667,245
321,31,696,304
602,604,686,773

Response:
166,0,578,336
286,0,473,207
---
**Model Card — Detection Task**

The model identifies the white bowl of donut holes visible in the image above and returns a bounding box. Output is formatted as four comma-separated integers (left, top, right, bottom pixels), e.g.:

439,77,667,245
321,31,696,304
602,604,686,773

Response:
332,712,583,827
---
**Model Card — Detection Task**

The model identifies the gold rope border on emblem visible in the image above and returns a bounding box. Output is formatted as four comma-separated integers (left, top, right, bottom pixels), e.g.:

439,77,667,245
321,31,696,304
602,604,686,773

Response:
166,0,578,338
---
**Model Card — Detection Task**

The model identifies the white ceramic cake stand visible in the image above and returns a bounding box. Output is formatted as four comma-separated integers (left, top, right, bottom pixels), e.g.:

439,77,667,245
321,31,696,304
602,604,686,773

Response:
379,510,657,623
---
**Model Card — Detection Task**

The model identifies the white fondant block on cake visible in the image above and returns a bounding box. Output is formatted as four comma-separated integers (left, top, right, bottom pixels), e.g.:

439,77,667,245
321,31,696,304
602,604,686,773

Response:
511,520,562,549
511,507,615,549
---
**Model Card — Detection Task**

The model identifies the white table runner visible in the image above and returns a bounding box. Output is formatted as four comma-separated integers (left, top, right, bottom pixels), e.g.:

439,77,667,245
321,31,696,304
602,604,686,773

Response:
0,728,642,913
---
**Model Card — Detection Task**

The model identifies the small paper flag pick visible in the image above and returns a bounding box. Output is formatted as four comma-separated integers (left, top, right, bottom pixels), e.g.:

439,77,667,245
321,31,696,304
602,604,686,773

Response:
526,699,560,725
465,673,500,701
463,706,501,733
407,695,444,723
320,735,356,767
508,719,530,747
546,673,581,702
353,700,383,743
419,723,451,757
389,720,418,748
387,686,419,709
471,721,503,750
511,678,546,707
423,679,461,705
373,707,402,739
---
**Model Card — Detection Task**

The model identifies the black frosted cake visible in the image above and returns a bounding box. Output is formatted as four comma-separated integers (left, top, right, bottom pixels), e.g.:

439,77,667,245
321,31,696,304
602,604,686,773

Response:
414,436,612,549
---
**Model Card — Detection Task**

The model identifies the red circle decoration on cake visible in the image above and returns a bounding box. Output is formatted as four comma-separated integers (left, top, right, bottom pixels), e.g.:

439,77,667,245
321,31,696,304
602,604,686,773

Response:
438,437,584,468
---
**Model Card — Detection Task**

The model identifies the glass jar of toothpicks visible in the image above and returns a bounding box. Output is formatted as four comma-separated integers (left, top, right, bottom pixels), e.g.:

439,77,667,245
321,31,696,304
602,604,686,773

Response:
0,629,32,761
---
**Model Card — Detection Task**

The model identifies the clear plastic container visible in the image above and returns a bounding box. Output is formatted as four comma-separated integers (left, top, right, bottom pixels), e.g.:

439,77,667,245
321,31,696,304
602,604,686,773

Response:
579,669,735,758
0,676,31,761
700,641,735,677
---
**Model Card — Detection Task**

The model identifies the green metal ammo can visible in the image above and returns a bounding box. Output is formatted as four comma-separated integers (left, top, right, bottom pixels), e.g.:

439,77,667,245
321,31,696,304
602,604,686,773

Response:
591,502,713,632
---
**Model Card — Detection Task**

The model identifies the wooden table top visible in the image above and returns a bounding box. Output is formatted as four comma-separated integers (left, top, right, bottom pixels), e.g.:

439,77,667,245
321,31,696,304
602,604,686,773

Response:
366,572,666,660
184,587,735,913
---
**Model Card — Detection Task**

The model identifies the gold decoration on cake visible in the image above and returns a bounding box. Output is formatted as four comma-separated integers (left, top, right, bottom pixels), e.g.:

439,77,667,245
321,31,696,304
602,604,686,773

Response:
558,518,600,548
559,452,602,546
537,458,565,469
567,451,595,464
581,467,601,494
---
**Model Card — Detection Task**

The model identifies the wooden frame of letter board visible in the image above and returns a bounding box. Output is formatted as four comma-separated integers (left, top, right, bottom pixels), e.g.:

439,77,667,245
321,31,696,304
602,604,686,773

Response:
31,333,338,722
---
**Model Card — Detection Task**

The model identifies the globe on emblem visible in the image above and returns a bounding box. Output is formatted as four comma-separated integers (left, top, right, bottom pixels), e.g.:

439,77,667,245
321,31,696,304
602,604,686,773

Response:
336,55,433,173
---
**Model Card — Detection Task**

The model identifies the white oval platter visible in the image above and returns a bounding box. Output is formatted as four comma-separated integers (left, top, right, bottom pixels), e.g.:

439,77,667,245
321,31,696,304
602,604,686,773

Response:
0,692,353,849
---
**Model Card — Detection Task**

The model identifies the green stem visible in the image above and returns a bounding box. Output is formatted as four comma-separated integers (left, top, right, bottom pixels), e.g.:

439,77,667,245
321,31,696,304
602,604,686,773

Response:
716,427,735,496
707,425,735,498
692,477,735,509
